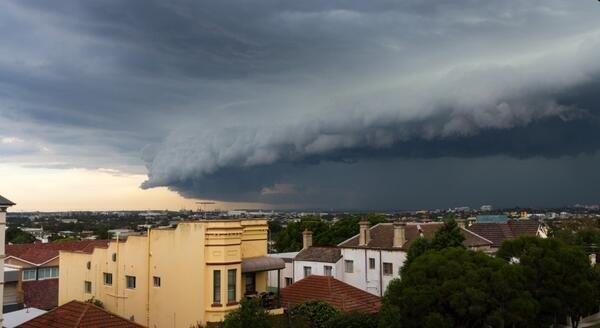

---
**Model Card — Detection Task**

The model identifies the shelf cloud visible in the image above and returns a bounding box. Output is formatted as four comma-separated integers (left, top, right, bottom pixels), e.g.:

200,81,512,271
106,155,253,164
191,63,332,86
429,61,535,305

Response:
2,0,600,208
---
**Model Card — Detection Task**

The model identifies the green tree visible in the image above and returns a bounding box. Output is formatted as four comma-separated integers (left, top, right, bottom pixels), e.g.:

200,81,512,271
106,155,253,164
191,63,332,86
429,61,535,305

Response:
6,227,37,244
429,218,465,250
325,312,378,328
222,298,270,328
401,237,430,274
380,248,538,328
497,237,600,328
274,218,330,252
291,301,338,328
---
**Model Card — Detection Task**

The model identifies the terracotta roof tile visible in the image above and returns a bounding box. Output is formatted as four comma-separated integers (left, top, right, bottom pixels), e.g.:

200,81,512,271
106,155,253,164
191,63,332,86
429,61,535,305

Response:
280,275,381,313
17,300,145,328
295,247,342,263
467,220,541,247
7,240,109,265
338,223,491,250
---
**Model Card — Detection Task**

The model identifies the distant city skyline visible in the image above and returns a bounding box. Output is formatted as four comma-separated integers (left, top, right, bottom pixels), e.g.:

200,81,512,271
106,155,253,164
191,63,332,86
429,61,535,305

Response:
1,1,599,210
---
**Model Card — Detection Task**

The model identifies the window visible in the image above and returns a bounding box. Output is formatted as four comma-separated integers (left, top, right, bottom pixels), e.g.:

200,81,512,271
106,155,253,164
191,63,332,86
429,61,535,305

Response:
103,272,113,286
285,277,293,287
213,270,221,304
126,275,136,289
112,253,117,262
153,276,161,287
84,281,92,293
344,260,354,273
23,269,37,281
383,262,393,276
86,261,91,270
244,273,256,294
369,258,375,269
324,265,332,276
303,266,312,277
227,269,237,304
38,267,59,279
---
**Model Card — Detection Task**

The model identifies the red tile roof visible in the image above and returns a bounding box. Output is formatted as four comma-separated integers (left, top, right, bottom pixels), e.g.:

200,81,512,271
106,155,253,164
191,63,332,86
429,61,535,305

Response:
17,300,145,328
6,240,109,265
467,220,541,247
280,275,381,313
338,223,491,250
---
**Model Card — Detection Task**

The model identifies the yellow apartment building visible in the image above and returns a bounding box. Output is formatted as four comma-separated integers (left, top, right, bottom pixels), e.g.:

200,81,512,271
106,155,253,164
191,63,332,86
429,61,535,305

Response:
58,219,285,327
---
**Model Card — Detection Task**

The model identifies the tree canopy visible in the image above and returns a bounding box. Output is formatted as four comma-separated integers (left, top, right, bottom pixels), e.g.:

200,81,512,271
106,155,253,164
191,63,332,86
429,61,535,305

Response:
381,247,538,328
429,218,465,250
497,237,600,327
6,227,37,244
222,298,270,328
274,215,387,252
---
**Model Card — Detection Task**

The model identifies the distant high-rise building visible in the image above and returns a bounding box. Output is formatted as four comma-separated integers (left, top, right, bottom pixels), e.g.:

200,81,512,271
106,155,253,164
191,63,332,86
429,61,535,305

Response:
0,194,16,324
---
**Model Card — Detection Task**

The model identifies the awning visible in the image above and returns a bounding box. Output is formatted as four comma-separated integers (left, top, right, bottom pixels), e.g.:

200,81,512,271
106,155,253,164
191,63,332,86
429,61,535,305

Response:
242,256,285,273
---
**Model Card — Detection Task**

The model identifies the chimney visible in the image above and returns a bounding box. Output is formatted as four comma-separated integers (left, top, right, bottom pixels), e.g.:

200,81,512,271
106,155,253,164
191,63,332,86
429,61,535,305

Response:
302,229,313,250
358,219,370,246
467,217,476,227
393,220,406,248
456,219,466,229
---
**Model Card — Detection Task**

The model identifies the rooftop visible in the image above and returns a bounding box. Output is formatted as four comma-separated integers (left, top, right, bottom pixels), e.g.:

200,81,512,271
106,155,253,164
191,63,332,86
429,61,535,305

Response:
338,222,492,250
0,194,16,206
295,247,342,263
17,300,144,328
281,275,381,313
467,220,541,247
7,240,109,265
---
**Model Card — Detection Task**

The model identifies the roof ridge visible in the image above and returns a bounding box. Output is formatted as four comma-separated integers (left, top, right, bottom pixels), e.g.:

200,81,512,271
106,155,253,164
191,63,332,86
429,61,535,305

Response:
74,302,91,327
462,227,493,245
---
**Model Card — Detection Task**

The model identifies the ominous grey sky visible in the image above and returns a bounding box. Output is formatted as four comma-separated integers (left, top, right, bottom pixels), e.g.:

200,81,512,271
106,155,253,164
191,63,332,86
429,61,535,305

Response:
1,0,600,210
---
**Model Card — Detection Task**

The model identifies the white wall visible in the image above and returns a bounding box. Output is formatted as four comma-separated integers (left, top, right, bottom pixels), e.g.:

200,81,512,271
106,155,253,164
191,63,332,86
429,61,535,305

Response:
267,261,294,289
292,260,340,281
339,248,406,296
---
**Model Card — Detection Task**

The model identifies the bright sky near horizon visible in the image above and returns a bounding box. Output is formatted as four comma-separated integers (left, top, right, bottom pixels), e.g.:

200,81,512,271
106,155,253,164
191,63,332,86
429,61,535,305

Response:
0,164,262,212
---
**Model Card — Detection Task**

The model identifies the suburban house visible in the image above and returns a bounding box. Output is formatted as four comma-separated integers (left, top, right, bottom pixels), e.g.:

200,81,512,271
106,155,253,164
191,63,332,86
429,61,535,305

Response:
283,220,493,297
18,300,144,328
280,275,381,313
267,251,298,290
291,229,343,282
58,219,286,327
336,220,492,296
1,194,16,325
467,219,548,252
4,240,109,311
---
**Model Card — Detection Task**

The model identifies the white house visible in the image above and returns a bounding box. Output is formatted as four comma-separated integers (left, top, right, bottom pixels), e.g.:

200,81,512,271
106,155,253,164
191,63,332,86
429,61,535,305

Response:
267,251,298,290
284,220,493,297
337,220,491,296
289,230,343,282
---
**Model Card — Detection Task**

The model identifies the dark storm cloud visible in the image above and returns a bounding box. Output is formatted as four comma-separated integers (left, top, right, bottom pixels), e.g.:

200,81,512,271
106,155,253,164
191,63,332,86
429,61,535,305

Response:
1,0,600,207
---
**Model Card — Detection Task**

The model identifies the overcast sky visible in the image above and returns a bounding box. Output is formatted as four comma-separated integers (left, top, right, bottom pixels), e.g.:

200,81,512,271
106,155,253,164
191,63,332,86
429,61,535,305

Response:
1,0,600,211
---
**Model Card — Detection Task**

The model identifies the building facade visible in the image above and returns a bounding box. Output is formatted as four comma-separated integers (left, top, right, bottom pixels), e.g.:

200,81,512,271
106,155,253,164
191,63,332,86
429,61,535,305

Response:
58,219,284,328
4,240,108,311
0,195,16,325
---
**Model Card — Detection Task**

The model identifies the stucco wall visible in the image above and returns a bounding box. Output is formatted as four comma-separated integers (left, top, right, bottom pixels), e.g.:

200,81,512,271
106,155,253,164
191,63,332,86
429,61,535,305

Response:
59,219,269,327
